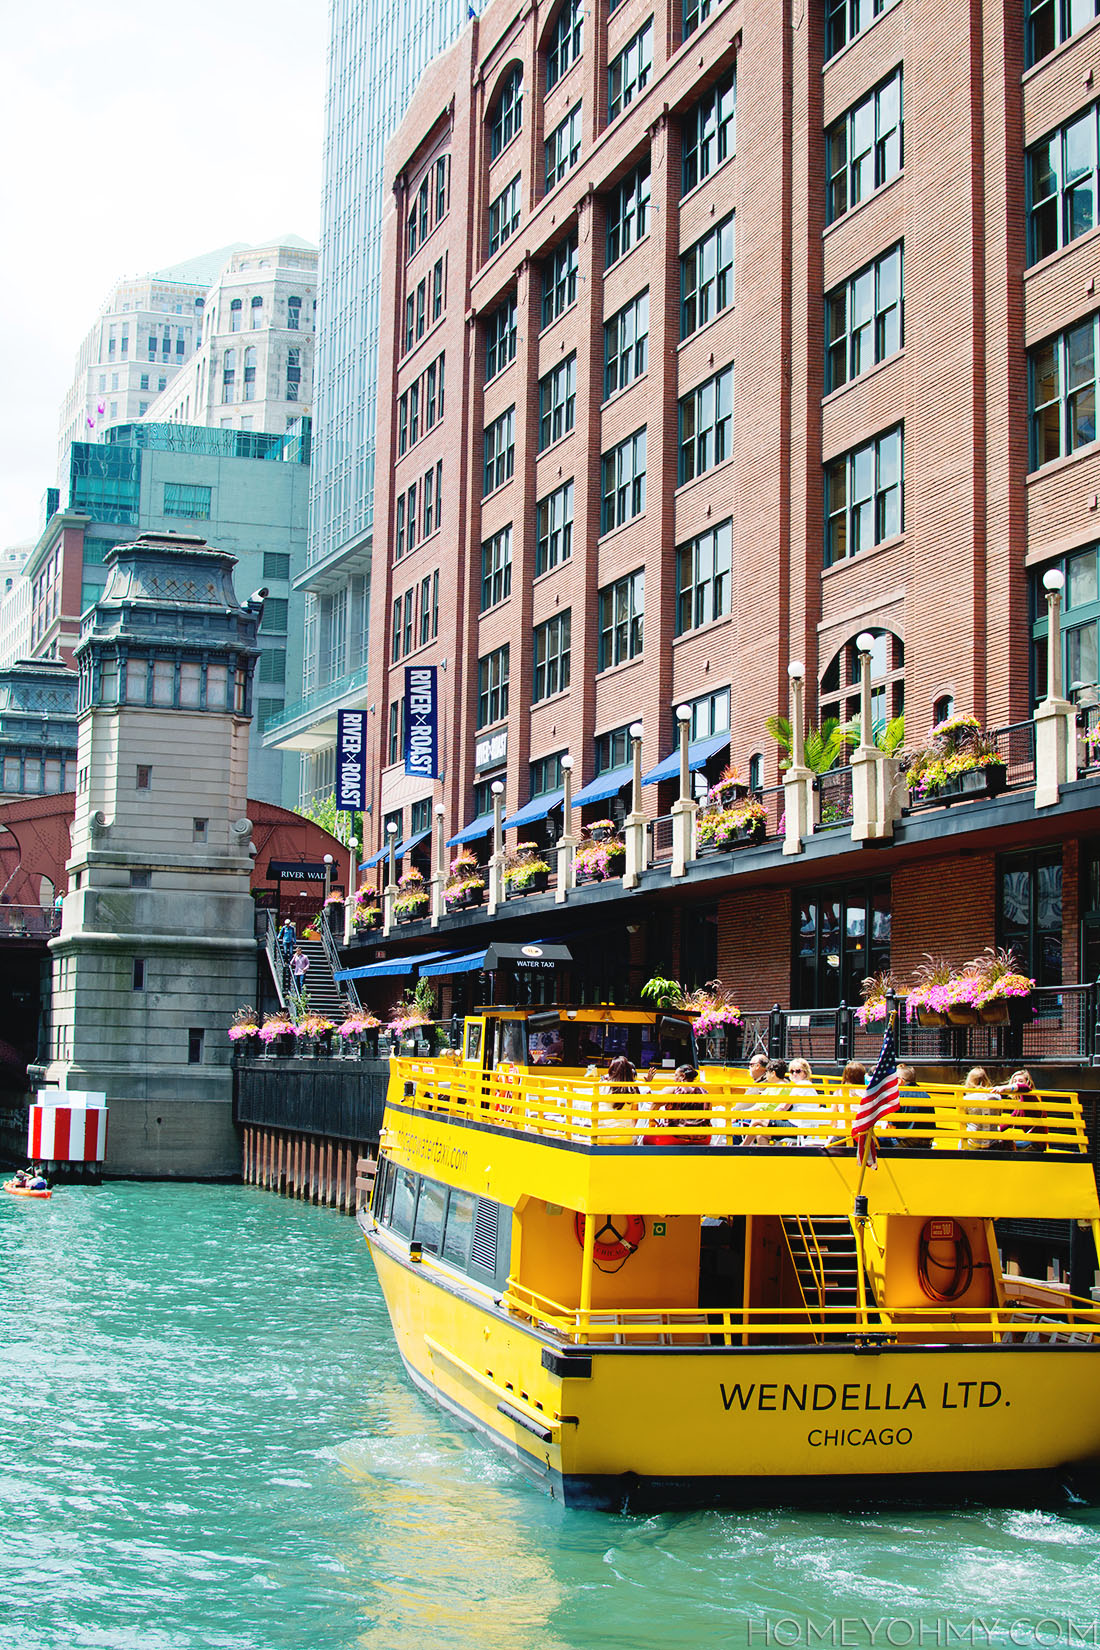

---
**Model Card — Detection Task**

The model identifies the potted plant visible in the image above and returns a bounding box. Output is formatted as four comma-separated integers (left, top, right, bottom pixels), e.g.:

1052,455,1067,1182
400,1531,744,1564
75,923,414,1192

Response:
696,797,767,851
585,818,617,842
705,765,747,807
904,712,1007,803
854,972,899,1028
905,955,956,1027
336,1006,381,1057
301,924,322,941
259,1011,298,1057
640,974,686,1008
394,868,429,922
573,835,625,882
298,1009,335,1053
683,980,743,1061
388,979,436,1046
503,843,552,896
228,1006,260,1055
963,946,1034,1026
352,891,381,931
444,851,486,910
324,891,344,932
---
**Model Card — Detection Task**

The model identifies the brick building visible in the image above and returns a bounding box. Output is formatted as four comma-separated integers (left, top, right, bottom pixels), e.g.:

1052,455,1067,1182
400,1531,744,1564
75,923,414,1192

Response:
351,0,1100,1074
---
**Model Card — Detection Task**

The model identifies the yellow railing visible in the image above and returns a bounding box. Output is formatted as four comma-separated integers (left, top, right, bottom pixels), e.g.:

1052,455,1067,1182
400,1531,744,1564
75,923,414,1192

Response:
500,1277,1100,1347
389,1058,1090,1155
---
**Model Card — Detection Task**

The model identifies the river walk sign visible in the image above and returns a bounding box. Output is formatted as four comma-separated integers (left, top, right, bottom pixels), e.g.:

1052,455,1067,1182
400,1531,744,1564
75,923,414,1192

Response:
404,665,439,779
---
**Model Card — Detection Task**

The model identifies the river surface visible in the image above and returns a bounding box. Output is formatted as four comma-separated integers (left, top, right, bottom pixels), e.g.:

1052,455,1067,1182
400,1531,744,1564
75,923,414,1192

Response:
2,1183,1099,1650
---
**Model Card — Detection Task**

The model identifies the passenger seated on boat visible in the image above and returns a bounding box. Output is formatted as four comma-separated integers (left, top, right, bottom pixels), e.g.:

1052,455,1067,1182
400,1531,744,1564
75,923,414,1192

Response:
785,1059,821,1147
741,1057,788,1145
598,1057,641,1141
823,1061,866,1153
994,1070,1044,1153
885,1064,931,1147
963,1066,996,1149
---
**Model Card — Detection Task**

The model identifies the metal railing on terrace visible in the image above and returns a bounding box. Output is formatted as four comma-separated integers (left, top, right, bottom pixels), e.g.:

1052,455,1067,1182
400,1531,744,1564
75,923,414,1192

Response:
0,904,60,939
263,663,371,739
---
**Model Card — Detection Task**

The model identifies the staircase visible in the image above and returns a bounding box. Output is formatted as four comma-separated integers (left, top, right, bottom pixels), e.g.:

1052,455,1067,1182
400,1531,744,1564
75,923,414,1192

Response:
264,913,358,1019
781,1215,864,1330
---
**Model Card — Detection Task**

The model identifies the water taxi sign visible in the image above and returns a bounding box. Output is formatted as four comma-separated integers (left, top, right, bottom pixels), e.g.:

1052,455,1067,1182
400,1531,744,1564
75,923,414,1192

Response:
483,942,571,971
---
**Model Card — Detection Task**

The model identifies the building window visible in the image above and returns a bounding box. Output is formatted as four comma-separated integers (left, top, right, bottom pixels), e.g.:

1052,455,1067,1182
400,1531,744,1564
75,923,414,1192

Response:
483,407,516,495
682,0,722,34
819,629,905,733
542,232,579,327
604,290,649,397
261,598,289,632
485,296,518,381
545,103,582,189
536,479,574,574
825,0,900,61
1030,545,1100,702
421,467,435,539
1029,316,1098,469
419,574,432,645
222,349,235,402
193,818,208,842
825,243,903,392
1027,107,1099,266
608,20,653,121
601,429,647,532
595,725,631,772
416,279,427,340
999,849,1062,986
477,645,510,728
136,765,152,789
288,296,301,330
188,1028,205,1064
251,296,263,328
533,611,571,702
793,878,891,1009
538,354,577,449
685,685,730,740
163,483,212,519
389,697,405,764
259,650,285,684
1027,0,1100,68
827,68,903,224
263,552,291,580
481,525,513,610
678,364,734,483
598,570,645,669
825,425,904,565
530,752,565,796
488,176,521,254
286,347,301,401
130,870,151,888
436,156,450,223
547,0,583,89
680,213,735,339
230,300,242,332
243,345,257,400
606,161,651,265
676,520,732,634
133,958,146,990
490,66,523,157
140,373,149,391
681,68,736,195
432,258,445,321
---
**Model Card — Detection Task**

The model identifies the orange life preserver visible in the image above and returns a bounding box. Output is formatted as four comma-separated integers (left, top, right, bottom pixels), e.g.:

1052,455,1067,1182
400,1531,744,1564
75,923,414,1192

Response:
573,1211,646,1270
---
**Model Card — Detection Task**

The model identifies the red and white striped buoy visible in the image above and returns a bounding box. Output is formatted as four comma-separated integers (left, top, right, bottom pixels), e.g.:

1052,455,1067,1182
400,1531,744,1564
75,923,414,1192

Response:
28,1101,108,1164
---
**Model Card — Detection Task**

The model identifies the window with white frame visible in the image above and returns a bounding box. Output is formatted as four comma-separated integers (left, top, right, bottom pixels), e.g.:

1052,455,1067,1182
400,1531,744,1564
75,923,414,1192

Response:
678,364,733,483
680,214,735,339
536,479,574,574
825,425,903,564
532,611,571,701
606,161,651,265
538,354,576,450
676,520,732,634
545,103,582,189
826,68,903,224
608,21,653,121
681,68,736,195
604,290,649,397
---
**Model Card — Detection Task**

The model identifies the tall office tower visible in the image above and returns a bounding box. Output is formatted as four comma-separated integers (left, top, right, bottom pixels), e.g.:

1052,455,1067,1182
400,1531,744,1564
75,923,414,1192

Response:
55,247,246,477
266,0,469,804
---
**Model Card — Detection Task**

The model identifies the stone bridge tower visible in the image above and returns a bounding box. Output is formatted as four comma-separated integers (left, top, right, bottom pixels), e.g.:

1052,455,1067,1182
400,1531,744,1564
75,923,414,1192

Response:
47,532,262,1175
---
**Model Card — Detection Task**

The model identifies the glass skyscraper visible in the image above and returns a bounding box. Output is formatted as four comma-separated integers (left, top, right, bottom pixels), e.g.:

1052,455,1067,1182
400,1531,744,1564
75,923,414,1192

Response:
269,0,468,802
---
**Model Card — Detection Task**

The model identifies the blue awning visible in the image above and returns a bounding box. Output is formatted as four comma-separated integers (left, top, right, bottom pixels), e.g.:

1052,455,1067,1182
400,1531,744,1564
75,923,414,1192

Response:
501,789,564,831
642,732,730,786
419,948,487,978
334,948,452,982
571,765,632,807
446,814,493,846
359,846,389,869
396,828,430,857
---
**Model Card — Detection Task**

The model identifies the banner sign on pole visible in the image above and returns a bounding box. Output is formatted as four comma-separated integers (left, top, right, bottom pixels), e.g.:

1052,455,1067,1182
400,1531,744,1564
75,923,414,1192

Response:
404,665,439,779
336,710,368,810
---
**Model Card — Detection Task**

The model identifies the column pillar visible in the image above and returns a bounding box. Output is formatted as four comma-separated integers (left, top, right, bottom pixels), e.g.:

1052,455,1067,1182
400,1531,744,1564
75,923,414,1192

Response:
430,802,446,927
623,721,648,888
556,754,576,902
670,705,697,878
783,661,815,856
1035,567,1078,809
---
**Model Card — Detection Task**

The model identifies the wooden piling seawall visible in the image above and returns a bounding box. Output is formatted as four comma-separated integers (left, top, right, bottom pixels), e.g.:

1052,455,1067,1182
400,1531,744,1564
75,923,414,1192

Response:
234,1054,389,1215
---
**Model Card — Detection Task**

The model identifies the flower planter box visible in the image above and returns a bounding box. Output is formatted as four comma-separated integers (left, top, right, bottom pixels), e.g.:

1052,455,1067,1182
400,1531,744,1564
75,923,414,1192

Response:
916,1008,948,1028
275,1032,298,1057
946,1006,979,1027
506,871,550,897
397,906,428,923
978,999,1010,1026
459,886,485,908
587,826,615,842
926,766,1007,803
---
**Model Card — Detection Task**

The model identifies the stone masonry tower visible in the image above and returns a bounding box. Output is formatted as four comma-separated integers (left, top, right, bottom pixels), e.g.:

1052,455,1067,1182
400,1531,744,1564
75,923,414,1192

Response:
47,532,262,1175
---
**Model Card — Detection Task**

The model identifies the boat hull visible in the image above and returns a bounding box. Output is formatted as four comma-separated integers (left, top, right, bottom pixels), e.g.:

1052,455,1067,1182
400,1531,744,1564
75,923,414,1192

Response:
3,1182,51,1199
367,1234,1100,1510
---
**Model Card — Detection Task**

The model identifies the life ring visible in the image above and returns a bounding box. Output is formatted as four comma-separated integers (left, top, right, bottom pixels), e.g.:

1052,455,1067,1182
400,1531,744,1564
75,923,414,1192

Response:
573,1211,646,1270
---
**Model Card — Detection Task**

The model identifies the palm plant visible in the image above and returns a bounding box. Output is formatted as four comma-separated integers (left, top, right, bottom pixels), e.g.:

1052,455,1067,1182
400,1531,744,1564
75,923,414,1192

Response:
765,714,844,774
838,712,905,754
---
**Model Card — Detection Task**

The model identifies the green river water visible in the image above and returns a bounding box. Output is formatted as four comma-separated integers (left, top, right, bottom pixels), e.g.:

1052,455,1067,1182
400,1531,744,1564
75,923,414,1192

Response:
2,1183,1099,1650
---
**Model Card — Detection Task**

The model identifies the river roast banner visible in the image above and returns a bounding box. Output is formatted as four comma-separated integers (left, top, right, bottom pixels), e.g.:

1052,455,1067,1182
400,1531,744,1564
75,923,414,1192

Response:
336,709,368,810
404,665,439,779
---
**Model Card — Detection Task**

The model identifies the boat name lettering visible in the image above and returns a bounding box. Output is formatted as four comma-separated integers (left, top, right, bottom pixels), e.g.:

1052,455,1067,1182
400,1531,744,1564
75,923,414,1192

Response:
807,1428,913,1447
719,1380,1005,1414
392,1127,469,1175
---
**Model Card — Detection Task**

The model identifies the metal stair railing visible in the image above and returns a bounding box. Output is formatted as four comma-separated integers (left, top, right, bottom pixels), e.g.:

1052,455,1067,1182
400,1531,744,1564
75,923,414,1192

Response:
264,912,291,1010
318,915,360,1009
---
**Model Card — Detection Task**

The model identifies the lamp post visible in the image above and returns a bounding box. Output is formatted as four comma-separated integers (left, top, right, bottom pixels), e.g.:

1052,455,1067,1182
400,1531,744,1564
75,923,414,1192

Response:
676,704,692,801
855,632,876,750
783,659,812,855
322,852,334,942
383,820,398,935
557,754,575,901
1036,566,1076,807
787,660,805,768
489,780,505,912
624,720,646,887
1043,567,1065,701
344,837,358,945
431,801,446,928
851,632,890,841
669,704,696,878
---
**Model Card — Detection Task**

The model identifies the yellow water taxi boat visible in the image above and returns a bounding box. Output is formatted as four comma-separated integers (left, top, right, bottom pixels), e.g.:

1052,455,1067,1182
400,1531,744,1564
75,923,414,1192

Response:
358,1005,1100,1509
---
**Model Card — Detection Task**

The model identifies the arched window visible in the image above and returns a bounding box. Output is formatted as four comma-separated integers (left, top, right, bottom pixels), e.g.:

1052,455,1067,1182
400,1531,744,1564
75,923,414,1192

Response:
748,752,762,793
546,0,583,90
933,693,955,726
819,627,904,739
490,66,523,158
230,299,242,332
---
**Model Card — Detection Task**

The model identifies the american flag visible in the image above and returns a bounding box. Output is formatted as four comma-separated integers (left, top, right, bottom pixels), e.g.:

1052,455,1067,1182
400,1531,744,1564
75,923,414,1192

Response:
852,1015,900,1141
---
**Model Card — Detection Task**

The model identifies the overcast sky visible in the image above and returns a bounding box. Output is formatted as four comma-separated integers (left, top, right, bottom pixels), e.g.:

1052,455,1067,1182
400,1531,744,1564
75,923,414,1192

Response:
0,0,328,550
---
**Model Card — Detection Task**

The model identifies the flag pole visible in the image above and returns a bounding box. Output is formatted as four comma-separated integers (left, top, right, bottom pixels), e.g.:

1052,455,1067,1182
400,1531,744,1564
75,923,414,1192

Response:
852,1010,897,1217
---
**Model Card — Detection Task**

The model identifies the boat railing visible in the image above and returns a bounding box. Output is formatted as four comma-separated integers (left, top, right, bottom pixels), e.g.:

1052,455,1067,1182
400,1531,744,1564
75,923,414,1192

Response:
388,1058,1089,1155
500,1278,1100,1347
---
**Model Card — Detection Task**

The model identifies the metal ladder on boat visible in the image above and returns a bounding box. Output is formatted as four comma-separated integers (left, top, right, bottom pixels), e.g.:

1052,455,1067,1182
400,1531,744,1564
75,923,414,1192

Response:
781,1215,865,1339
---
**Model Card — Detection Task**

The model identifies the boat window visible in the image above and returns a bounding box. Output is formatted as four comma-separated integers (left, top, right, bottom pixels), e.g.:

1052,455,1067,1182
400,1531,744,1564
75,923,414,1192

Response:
498,1018,527,1065
390,1167,419,1238
654,1015,695,1068
373,1156,392,1219
465,1021,483,1063
413,1178,446,1253
443,1188,477,1267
